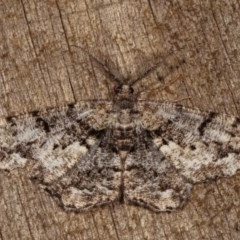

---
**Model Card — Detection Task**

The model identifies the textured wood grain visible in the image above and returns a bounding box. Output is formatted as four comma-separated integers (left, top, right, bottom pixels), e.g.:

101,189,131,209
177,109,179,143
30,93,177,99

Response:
0,0,240,239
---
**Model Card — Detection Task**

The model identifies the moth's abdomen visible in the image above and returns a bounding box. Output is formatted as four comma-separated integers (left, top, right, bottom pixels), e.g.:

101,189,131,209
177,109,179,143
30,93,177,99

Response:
113,122,135,152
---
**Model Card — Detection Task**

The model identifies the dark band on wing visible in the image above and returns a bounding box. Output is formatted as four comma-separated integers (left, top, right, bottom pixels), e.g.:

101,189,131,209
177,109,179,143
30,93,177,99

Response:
197,112,217,136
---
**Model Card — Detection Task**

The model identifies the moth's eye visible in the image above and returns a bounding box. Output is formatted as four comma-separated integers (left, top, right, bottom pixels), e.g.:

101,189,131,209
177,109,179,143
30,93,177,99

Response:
129,87,134,94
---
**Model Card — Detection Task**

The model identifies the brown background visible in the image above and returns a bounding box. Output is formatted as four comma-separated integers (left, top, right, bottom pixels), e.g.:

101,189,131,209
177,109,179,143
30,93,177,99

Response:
0,0,240,239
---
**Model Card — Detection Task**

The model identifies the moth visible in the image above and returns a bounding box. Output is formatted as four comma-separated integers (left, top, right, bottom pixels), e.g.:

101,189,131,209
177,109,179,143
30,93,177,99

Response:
1,47,240,212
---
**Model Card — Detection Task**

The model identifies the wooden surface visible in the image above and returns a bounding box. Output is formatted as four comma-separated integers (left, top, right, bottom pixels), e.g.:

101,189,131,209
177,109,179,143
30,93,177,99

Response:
1,0,240,239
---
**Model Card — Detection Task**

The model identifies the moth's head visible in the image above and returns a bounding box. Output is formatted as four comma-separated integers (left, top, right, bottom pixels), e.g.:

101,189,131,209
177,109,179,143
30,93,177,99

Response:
115,84,134,96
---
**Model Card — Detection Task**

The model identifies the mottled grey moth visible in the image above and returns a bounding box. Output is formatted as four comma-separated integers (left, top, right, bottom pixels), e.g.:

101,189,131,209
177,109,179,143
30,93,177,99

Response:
1,48,240,212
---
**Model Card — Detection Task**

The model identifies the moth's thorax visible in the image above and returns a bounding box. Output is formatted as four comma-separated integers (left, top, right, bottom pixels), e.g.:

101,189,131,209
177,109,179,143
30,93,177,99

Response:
118,109,132,124
114,84,135,109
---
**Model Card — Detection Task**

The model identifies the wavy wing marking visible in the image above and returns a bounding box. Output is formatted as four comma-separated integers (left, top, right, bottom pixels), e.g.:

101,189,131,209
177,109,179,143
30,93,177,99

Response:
140,102,240,183
0,103,122,211
124,131,191,212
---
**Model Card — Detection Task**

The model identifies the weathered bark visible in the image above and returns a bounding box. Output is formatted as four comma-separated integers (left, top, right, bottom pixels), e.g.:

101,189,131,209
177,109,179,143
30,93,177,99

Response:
0,0,240,239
